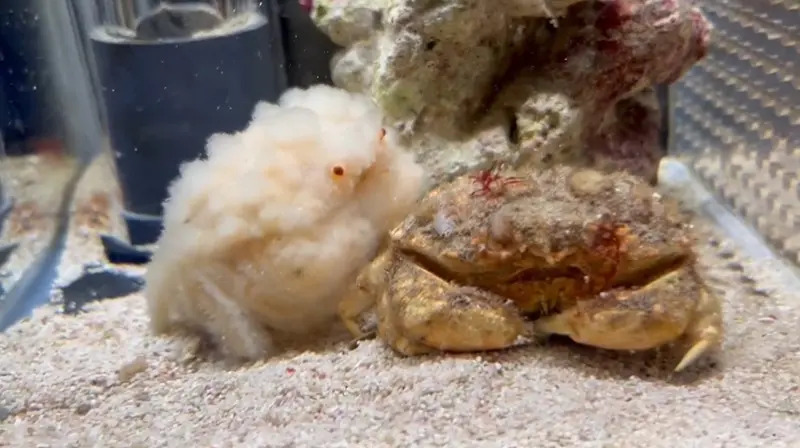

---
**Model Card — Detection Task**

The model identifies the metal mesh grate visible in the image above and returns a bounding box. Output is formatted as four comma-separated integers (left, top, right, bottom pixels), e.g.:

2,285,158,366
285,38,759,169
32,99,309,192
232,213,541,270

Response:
671,0,800,265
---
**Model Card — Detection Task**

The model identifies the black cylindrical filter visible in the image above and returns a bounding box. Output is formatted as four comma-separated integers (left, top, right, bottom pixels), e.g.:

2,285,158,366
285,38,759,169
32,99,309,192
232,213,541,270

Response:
91,3,287,244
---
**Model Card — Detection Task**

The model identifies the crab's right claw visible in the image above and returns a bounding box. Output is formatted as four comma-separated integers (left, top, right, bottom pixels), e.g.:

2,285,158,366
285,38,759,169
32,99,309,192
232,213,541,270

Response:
675,339,713,372
532,266,724,371
674,287,724,372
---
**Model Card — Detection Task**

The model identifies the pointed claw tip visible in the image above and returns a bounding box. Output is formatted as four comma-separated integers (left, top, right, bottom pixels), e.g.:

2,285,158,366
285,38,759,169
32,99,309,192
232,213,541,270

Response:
673,339,713,372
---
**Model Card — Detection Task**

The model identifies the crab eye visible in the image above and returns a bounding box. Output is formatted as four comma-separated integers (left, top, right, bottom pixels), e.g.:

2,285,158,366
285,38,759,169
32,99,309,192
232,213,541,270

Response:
379,128,386,140
332,165,345,177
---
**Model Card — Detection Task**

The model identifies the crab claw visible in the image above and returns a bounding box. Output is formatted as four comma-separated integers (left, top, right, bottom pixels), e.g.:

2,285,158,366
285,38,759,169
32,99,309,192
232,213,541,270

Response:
673,286,724,372
674,339,713,372
532,265,723,372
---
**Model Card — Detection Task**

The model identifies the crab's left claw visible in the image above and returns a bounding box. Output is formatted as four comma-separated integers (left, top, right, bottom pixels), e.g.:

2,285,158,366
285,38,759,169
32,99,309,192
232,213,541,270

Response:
379,252,527,355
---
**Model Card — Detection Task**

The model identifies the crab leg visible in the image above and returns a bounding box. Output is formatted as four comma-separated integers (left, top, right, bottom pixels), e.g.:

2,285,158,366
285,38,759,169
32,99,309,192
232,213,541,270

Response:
532,265,723,372
338,250,393,338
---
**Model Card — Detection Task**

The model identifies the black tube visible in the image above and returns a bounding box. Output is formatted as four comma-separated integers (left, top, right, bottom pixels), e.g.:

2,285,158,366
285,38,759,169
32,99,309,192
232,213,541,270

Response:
92,13,287,244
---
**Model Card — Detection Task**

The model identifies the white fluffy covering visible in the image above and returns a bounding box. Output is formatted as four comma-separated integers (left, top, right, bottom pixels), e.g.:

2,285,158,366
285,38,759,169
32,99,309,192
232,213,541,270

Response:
144,85,426,360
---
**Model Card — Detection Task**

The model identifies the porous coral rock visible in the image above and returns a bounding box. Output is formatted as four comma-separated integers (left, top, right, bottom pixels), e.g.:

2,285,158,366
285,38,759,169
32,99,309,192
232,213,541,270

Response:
330,39,378,92
311,0,388,47
402,118,517,183
370,0,587,138
312,0,386,93
496,0,710,182
587,88,665,182
310,0,710,185
504,0,588,18
371,0,515,136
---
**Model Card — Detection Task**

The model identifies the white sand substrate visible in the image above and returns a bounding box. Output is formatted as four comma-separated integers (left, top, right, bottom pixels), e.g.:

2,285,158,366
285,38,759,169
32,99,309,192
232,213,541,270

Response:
2,151,800,447
0,154,77,298
1,214,799,447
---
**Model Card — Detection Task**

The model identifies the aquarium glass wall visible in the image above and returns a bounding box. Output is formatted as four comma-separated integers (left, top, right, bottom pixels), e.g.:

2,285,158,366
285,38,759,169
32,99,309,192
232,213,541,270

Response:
670,0,800,265
0,1,100,328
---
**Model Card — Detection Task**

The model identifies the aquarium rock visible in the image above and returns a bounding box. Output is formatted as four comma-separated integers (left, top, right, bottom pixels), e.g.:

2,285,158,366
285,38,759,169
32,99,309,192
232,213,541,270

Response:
311,0,388,47
311,0,710,184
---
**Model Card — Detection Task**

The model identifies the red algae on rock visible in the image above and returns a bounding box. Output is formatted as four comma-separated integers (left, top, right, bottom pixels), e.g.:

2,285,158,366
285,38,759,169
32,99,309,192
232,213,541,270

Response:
504,0,710,181
309,0,711,184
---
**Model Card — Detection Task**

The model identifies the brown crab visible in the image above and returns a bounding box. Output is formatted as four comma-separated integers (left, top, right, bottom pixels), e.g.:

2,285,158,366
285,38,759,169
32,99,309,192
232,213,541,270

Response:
339,165,723,372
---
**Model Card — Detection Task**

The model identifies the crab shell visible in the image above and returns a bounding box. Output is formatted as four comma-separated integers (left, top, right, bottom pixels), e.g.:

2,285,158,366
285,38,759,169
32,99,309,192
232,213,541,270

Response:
340,166,723,372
